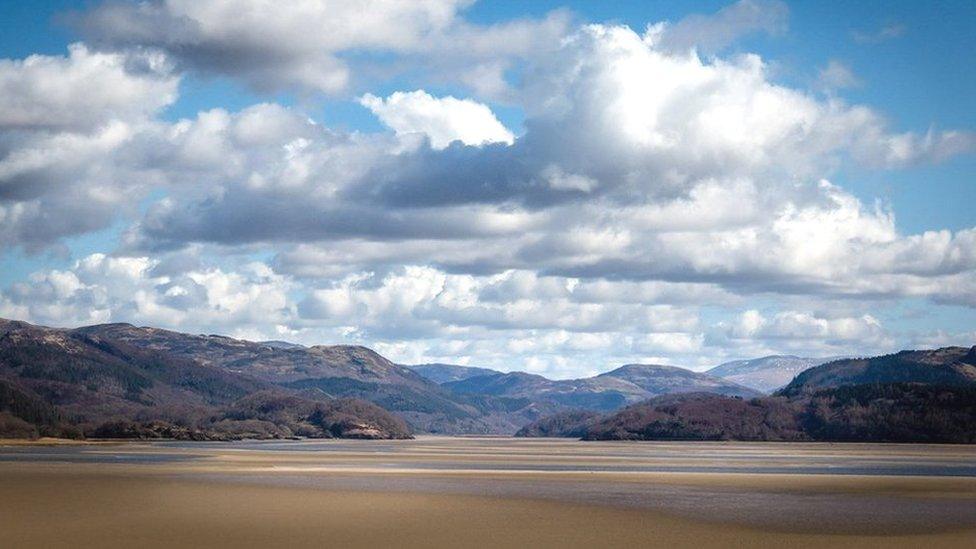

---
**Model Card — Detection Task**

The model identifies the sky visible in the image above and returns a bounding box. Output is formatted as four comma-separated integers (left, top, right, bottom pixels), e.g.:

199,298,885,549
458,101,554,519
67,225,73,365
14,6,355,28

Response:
0,0,974,378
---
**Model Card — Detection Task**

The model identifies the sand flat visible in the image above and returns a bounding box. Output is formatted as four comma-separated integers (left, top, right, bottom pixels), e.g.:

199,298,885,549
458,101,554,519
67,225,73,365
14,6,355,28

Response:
2,471,975,549
2,437,975,547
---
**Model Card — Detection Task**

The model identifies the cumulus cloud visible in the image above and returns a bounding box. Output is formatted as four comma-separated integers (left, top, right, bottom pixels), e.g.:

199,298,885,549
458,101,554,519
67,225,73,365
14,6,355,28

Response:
360,90,514,149
725,309,887,343
708,308,894,358
0,43,176,131
115,25,974,304
0,44,178,250
4,254,971,376
1,4,974,375
0,253,293,334
298,266,700,337
25,23,957,326
1,256,709,375
72,0,570,97
72,0,455,93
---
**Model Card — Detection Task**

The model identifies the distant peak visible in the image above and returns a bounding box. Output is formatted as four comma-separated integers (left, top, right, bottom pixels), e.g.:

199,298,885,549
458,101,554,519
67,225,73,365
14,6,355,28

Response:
603,363,684,374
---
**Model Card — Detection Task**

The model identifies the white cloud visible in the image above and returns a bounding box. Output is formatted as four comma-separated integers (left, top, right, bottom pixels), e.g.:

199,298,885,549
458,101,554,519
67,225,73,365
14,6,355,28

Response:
1,6,974,376
75,0,460,93
360,90,514,149
98,24,974,309
3,254,973,377
713,308,893,357
0,44,178,250
74,0,569,96
647,0,789,55
0,253,293,334
0,43,177,130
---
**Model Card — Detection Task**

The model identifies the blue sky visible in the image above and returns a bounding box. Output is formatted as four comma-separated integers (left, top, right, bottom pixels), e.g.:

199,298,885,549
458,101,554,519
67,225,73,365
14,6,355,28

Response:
4,0,972,236
0,1,973,376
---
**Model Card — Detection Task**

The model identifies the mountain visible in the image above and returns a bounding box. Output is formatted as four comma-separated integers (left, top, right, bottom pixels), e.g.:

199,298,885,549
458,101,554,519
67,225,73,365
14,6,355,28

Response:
72,322,422,384
778,346,976,396
406,363,502,384
1,319,554,436
707,355,831,393
598,364,761,398
0,318,410,440
519,345,976,443
10,317,970,442
573,383,976,444
445,371,644,410
71,322,491,433
444,364,759,411
444,371,554,397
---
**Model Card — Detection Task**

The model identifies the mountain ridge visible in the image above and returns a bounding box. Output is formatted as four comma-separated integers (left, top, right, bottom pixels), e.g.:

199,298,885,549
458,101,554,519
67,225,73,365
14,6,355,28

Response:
442,363,759,411
518,346,976,443
0,318,411,440
778,347,976,396
706,355,837,393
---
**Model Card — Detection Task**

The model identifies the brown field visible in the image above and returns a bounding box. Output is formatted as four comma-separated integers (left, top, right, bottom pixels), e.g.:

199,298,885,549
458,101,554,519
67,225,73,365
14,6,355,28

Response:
2,437,975,548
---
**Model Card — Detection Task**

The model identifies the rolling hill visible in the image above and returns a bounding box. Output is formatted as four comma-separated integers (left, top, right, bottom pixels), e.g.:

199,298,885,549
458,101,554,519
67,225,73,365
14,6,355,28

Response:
444,364,759,411
406,363,503,384
778,347,976,396
0,318,410,439
519,345,976,443
1,319,556,436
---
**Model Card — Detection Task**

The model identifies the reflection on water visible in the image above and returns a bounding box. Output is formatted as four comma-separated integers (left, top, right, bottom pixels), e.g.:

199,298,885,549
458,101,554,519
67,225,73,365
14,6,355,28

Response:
4,437,975,476
0,445,201,463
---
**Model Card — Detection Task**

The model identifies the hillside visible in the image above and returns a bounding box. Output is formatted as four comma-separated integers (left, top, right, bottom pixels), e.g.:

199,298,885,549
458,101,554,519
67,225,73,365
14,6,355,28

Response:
514,410,603,438
0,319,411,439
406,363,503,384
522,382,976,444
599,364,761,398
583,393,805,441
0,318,558,436
575,382,976,444
519,345,976,443
706,355,829,393
7,317,972,442
73,323,422,384
779,347,976,396
799,383,976,443
72,322,545,433
443,364,758,412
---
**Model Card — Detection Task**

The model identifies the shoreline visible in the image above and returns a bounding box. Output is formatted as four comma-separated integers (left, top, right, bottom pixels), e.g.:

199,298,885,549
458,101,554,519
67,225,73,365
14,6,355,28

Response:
6,434,976,446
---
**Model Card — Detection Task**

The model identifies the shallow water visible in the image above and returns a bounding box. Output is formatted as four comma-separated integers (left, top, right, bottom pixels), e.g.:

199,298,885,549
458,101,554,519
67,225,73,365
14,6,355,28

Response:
5,437,975,476
3,437,976,536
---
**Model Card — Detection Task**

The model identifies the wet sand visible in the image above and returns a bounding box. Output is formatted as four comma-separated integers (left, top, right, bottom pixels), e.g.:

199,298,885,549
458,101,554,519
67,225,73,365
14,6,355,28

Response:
2,437,975,548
